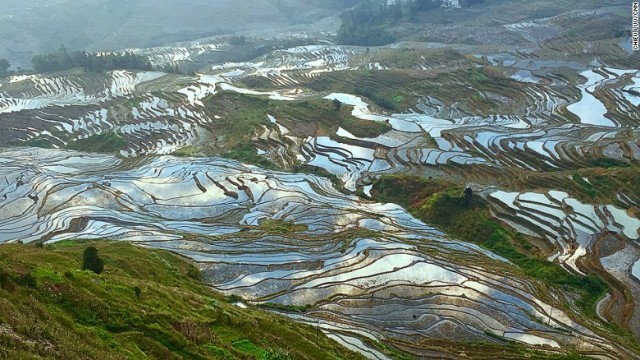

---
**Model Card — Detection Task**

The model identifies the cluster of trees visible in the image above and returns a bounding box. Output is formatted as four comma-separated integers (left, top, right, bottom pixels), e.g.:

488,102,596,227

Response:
0,58,11,79
228,35,248,46
32,46,152,74
337,0,487,46
337,0,442,46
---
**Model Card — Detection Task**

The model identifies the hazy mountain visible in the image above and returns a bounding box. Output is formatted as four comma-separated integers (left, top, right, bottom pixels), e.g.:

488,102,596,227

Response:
0,0,355,68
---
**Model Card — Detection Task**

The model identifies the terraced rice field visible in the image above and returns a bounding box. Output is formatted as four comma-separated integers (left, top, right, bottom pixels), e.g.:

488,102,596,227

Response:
1,28,640,358
0,147,636,359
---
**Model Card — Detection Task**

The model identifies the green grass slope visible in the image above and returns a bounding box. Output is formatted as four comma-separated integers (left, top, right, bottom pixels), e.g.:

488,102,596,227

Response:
0,241,364,360
371,175,640,353
371,176,609,317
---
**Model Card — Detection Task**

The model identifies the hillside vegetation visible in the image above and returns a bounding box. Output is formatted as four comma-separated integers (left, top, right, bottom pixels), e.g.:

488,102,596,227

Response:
371,176,609,317
31,48,152,74
203,91,391,152
0,241,364,360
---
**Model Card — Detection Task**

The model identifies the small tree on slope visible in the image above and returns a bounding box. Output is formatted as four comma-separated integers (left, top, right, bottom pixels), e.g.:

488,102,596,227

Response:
82,246,104,274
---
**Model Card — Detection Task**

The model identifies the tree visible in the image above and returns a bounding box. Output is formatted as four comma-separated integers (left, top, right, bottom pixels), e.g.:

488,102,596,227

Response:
16,272,37,288
82,246,104,274
332,98,342,111
32,48,152,74
336,0,397,46
0,269,14,291
463,186,473,205
0,58,10,79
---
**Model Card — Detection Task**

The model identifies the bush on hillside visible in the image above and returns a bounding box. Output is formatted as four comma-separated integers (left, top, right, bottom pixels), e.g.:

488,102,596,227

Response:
82,246,104,274
0,58,10,79
16,273,37,288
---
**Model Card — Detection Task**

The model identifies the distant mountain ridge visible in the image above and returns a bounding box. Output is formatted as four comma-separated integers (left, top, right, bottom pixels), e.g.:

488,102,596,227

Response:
0,0,356,69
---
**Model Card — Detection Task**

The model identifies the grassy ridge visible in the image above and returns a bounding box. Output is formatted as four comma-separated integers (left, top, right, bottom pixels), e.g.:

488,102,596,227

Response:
203,91,390,150
372,175,640,355
14,132,127,154
224,144,279,170
371,175,607,317
0,241,364,360
66,132,127,153
306,66,524,116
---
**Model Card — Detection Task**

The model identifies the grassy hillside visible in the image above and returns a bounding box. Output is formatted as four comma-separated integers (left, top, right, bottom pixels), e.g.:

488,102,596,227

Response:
0,241,364,360
202,91,391,151
371,176,609,317
371,175,640,352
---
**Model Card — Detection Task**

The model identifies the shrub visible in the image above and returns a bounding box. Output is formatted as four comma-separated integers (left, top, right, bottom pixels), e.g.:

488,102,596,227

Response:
186,266,201,280
0,58,10,79
224,144,278,170
82,246,104,274
67,132,126,153
263,348,292,360
16,273,37,288
332,98,342,110
0,270,15,291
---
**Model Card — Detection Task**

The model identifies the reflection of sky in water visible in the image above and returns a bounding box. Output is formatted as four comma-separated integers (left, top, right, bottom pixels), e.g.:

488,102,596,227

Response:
1,149,463,245
511,69,541,83
0,146,615,351
632,260,640,281
567,69,613,127
513,59,584,71
619,37,633,54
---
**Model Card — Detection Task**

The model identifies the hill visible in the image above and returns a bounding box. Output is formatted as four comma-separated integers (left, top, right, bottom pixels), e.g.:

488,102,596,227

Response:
0,240,364,359
0,0,356,69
